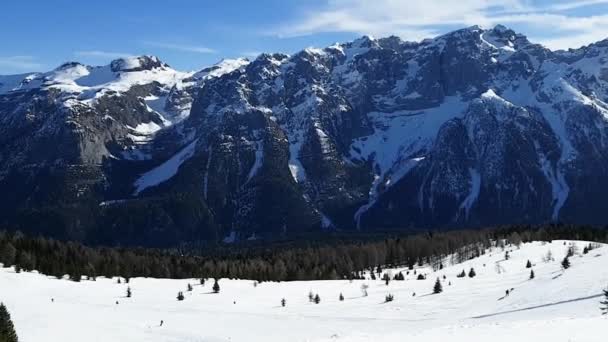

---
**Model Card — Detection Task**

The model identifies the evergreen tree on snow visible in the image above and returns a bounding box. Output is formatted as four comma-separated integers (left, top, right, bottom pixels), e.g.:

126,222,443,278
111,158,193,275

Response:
314,294,321,304
0,303,18,342
308,291,314,302
177,291,184,301
383,273,390,286
360,284,369,297
281,298,286,307
567,246,575,258
200,278,205,286
126,287,132,298
433,278,443,294
187,283,193,292
561,256,571,270
526,260,532,268
212,279,220,293
339,293,344,301
530,269,535,280
468,268,476,278
385,294,394,302
457,270,466,278
601,286,608,315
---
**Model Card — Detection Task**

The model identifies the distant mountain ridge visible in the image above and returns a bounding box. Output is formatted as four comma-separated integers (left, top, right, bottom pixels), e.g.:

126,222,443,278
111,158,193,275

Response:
1,25,608,246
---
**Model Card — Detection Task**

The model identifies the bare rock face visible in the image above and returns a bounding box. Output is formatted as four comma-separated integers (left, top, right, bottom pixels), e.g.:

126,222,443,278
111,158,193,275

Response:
1,26,608,246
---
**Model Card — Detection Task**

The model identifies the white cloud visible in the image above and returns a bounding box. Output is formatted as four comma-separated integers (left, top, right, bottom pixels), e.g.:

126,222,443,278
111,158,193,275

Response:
75,50,133,59
276,0,608,49
0,56,43,71
142,42,217,54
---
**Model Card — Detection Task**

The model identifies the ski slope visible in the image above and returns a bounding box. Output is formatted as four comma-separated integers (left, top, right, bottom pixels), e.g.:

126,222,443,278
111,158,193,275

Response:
1,240,607,341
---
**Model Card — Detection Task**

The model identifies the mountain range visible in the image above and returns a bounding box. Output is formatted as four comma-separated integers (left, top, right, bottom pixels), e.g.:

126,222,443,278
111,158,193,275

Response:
1,25,608,246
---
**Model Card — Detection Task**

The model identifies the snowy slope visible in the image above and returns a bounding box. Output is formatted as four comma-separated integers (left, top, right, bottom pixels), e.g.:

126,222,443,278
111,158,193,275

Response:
1,240,606,342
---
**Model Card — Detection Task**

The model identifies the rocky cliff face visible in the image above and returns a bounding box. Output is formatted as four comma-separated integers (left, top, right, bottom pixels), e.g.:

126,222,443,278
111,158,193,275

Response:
1,25,608,246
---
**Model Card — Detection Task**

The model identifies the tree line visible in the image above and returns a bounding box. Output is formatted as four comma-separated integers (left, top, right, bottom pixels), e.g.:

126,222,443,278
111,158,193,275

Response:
0,224,606,282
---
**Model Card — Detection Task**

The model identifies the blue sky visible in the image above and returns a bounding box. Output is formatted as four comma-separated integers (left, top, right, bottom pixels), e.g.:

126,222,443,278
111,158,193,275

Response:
1,0,608,74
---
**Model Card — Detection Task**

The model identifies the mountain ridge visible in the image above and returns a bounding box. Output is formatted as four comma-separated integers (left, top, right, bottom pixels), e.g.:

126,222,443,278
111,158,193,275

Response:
1,25,608,246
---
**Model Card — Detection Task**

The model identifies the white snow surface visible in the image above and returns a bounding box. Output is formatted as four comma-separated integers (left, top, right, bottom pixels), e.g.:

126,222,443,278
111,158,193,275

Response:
133,139,198,194
1,240,606,342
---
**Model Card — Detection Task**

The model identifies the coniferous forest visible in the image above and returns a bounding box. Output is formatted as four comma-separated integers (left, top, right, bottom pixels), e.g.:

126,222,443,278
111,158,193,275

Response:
0,224,606,282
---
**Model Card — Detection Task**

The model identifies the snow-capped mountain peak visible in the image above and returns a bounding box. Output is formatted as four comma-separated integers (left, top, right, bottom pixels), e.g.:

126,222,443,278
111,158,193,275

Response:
2,26,608,243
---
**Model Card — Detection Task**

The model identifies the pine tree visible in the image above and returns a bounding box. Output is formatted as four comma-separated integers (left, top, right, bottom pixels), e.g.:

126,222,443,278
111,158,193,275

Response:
200,278,205,286
567,246,575,258
339,293,344,301
187,283,193,292
308,291,314,302
126,287,132,298
281,298,286,307
360,284,369,297
457,270,466,278
433,278,443,294
468,268,476,278
314,294,321,304
601,286,608,315
529,269,535,280
561,256,571,270
417,274,425,280
212,279,220,293
385,294,394,302
526,260,532,268
383,273,390,286
0,303,18,342
177,291,184,301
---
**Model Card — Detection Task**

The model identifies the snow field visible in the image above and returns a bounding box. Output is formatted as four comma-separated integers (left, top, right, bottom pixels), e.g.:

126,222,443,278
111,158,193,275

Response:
1,240,607,341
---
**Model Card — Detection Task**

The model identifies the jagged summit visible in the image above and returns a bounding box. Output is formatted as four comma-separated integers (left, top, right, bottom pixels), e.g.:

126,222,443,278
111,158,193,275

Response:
110,55,167,72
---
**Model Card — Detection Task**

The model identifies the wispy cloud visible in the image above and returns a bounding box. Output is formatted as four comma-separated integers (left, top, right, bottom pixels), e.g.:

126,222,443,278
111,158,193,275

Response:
275,0,608,49
142,42,217,54
548,0,608,11
0,56,43,70
75,50,134,59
